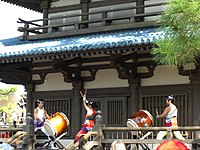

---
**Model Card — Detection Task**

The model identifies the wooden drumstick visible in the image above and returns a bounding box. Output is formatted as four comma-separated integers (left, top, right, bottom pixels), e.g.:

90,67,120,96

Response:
80,89,87,97
80,91,84,98
84,88,87,96
156,108,158,116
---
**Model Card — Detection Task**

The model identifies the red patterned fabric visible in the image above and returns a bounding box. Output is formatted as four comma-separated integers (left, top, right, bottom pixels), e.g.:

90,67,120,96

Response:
74,130,87,142
74,109,96,143
164,122,172,127
157,140,188,150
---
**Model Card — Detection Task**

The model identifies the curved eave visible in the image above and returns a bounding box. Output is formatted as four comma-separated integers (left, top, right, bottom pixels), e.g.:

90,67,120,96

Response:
0,27,164,63
0,44,154,63
1,0,42,12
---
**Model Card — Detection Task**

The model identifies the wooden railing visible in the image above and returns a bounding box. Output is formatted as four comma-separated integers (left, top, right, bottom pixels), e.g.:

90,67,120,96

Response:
0,114,35,149
0,126,23,135
66,111,200,150
0,126,24,142
17,2,165,40
1,125,200,150
0,114,200,150
70,131,98,150
66,126,200,150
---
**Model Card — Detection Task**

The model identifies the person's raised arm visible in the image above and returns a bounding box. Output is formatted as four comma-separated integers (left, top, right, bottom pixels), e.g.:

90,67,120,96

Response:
80,89,90,112
83,95,90,112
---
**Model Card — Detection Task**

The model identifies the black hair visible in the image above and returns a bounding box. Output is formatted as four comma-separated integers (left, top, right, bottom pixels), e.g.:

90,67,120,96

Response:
87,100,98,110
166,95,175,102
37,98,45,103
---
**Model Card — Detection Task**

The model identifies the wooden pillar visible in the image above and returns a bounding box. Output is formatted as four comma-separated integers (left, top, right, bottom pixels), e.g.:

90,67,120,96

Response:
23,113,35,150
72,81,84,138
128,77,140,116
24,83,35,150
25,83,35,117
80,0,90,28
190,74,200,138
40,0,51,33
42,9,48,33
135,0,144,22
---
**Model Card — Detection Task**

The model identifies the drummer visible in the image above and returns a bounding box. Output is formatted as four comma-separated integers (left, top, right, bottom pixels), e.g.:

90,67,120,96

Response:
74,90,98,143
34,99,49,135
156,95,185,140
34,98,56,149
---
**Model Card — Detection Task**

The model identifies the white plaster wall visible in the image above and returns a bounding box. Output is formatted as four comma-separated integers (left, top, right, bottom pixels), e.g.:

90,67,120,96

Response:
84,69,128,88
35,73,72,91
141,65,190,86
35,65,190,91
35,69,128,91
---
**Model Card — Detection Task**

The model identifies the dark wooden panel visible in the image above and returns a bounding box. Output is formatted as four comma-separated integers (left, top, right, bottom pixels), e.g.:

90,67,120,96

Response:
141,94,188,127
92,96,128,127
139,84,190,128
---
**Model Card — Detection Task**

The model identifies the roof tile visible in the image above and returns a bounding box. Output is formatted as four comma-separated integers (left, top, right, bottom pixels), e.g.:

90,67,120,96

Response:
0,27,164,58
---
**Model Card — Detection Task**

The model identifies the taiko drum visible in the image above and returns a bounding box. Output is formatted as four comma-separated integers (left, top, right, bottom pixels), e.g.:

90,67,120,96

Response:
44,112,69,138
127,110,154,128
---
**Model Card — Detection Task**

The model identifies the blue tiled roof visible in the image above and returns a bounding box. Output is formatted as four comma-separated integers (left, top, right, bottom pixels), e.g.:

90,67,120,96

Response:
0,27,164,58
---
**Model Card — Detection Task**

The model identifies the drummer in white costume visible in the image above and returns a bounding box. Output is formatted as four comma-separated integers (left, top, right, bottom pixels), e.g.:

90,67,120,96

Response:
34,98,57,149
156,95,185,140
34,99,49,135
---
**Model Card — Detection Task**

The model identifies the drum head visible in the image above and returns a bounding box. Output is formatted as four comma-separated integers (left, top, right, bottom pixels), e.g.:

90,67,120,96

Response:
44,120,56,138
59,112,70,126
141,110,154,125
126,119,139,128
126,119,139,135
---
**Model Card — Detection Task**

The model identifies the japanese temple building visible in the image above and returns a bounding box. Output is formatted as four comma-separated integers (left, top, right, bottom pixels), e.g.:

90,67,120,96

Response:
0,0,199,144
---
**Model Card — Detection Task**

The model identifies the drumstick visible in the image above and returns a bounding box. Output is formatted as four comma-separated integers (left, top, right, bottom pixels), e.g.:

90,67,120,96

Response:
156,108,158,116
84,88,87,96
80,91,84,98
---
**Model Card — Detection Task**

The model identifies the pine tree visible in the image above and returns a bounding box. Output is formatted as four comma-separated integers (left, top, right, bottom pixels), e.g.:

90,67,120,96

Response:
152,0,200,67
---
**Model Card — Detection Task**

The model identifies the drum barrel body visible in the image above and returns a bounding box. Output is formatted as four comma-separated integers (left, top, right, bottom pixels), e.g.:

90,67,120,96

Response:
44,112,69,138
127,110,154,128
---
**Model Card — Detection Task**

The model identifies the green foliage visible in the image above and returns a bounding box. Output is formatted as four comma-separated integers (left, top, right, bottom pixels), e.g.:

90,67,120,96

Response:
0,86,18,114
152,0,200,66
0,87,17,101
0,103,16,112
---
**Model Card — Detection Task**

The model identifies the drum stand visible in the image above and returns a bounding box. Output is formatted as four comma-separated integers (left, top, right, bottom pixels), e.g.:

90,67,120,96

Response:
43,132,68,149
129,131,152,150
138,131,152,150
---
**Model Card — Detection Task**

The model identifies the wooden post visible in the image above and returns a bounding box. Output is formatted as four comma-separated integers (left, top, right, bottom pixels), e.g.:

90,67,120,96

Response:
135,0,144,22
72,81,84,138
80,0,90,29
25,83,35,119
23,84,35,150
22,113,35,150
190,74,200,140
40,0,51,33
93,110,104,150
128,77,140,117
166,128,173,140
